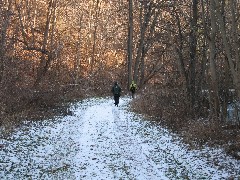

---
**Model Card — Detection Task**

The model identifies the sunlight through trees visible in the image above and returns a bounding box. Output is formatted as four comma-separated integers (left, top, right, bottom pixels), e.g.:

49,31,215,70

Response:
0,0,240,124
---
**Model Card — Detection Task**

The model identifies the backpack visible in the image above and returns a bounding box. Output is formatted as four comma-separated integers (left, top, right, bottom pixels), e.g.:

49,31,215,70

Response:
113,85,120,95
130,84,136,91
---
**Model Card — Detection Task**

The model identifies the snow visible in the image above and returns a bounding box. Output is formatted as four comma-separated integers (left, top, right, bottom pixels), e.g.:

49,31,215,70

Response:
0,97,239,179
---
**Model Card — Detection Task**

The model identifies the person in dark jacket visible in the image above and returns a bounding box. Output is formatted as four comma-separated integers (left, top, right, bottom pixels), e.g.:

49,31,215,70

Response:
111,81,121,107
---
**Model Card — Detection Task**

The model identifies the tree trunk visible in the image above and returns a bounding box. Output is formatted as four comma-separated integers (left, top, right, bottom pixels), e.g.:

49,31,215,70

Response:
133,2,152,85
188,0,198,108
139,46,146,88
208,0,220,117
90,0,100,74
35,0,57,86
214,0,240,99
139,7,159,88
75,14,83,84
229,0,240,77
174,9,190,96
90,25,97,73
0,1,12,82
127,0,133,88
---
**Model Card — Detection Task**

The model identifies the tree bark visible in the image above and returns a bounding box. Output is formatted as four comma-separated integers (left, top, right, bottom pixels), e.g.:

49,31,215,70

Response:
229,0,240,75
127,0,133,88
174,8,190,96
90,0,100,74
214,0,240,99
208,0,220,117
188,0,198,108
35,0,57,86
139,7,160,88
0,1,13,82
75,14,83,84
133,2,152,85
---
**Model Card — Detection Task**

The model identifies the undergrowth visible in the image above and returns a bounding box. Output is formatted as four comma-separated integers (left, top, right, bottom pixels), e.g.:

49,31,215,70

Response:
130,85,240,160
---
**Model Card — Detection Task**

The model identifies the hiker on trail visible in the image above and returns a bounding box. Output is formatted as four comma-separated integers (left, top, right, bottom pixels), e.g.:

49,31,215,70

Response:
111,81,121,107
129,80,137,98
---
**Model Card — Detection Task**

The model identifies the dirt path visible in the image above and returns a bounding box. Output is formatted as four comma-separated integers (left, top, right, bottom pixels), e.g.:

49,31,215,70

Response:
0,97,239,179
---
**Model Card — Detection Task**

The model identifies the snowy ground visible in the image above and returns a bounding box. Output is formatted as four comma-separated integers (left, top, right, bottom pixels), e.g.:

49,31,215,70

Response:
0,97,239,179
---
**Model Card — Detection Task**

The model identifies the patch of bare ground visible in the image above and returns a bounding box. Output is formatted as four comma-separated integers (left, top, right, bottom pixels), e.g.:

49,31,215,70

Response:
130,86,240,160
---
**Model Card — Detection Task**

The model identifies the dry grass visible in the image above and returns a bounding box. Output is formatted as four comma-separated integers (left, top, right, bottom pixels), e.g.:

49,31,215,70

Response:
0,73,116,137
131,85,240,160
131,85,190,130
0,84,86,136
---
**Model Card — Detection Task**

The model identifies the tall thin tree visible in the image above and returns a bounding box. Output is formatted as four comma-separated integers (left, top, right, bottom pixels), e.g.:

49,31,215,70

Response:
127,0,133,88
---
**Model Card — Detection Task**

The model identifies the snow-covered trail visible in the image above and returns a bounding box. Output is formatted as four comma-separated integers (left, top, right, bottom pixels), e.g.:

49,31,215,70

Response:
0,97,239,179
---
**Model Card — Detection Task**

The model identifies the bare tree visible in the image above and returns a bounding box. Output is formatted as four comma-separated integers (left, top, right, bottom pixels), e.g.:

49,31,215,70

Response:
0,0,13,83
188,0,198,108
15,0,58,86
214,0,240,99
90,0,101,74
127,0,133,87
208,0,220,117
133,1,152,85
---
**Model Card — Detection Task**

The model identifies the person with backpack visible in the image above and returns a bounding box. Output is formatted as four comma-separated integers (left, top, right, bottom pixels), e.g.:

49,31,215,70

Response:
111,81,121,107
129,80,137,98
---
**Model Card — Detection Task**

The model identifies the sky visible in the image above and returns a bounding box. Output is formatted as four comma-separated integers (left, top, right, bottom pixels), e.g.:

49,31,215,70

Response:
0,97,239,179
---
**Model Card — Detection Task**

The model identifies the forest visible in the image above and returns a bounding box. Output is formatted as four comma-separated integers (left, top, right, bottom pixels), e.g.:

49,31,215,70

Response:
0,0,239,158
